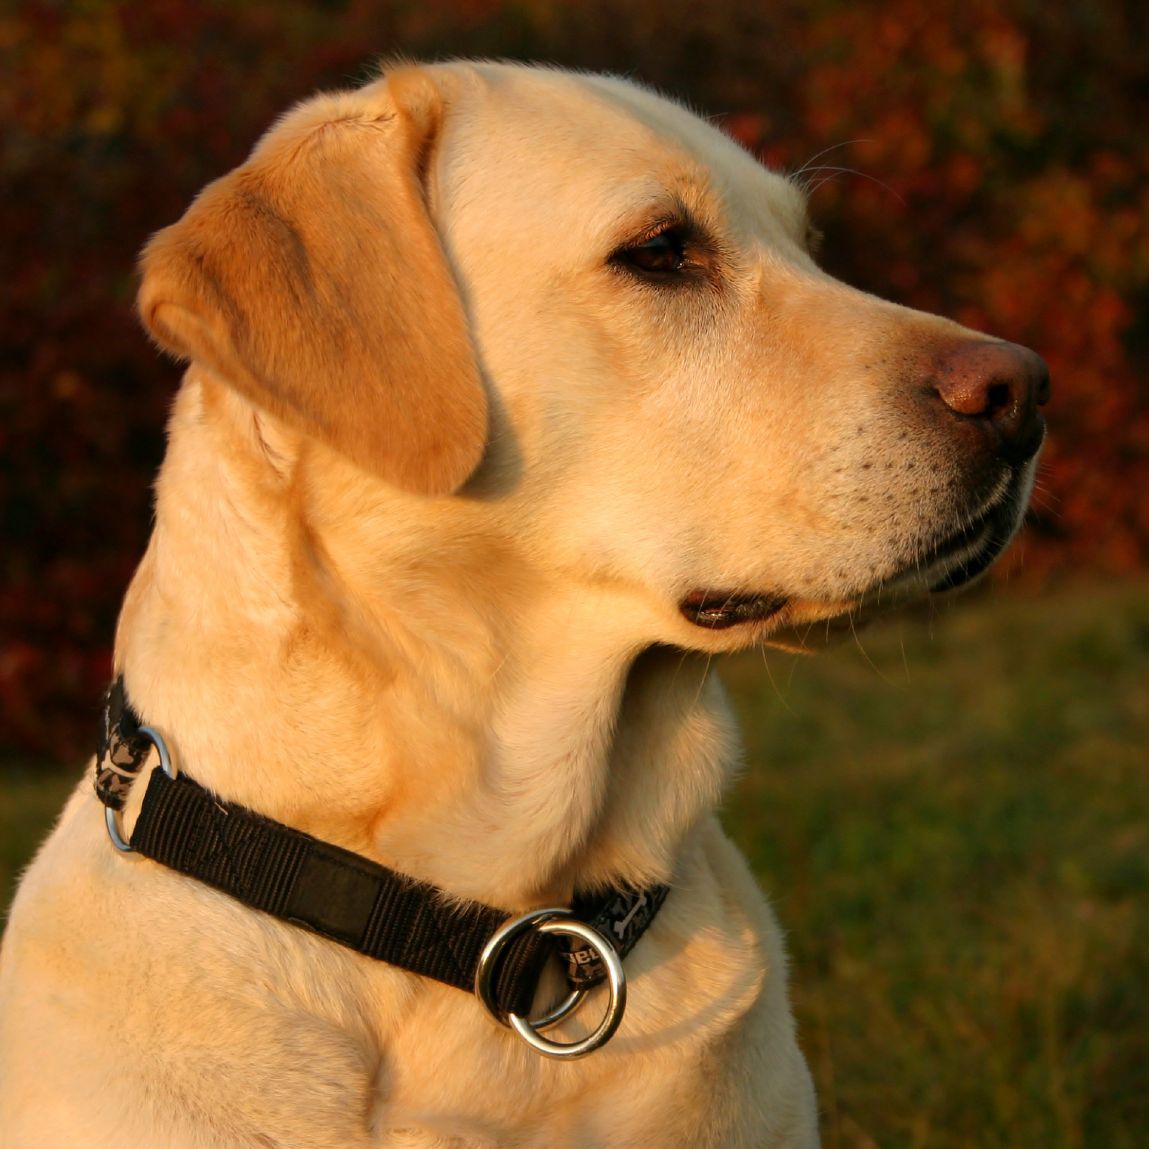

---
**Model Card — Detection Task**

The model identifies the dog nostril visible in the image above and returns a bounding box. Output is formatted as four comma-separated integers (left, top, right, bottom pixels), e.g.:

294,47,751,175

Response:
985,380,1015,418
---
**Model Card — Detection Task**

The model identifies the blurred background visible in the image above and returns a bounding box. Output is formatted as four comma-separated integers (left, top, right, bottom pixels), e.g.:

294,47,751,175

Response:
1,2,1146,1145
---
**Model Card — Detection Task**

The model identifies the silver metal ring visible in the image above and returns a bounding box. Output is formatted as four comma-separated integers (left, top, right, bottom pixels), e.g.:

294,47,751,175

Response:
104,803,134,853
474,909,627,1059
104,724,178,853
474,906,569,1020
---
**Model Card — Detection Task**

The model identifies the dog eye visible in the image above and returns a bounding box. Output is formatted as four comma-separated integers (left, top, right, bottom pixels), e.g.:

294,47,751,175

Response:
614,227,689,277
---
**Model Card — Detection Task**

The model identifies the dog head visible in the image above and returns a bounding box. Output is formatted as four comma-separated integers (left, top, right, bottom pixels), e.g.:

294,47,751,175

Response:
138,61,1048,655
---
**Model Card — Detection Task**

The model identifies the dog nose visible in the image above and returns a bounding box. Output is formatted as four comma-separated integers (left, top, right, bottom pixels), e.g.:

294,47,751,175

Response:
933,340,1050,464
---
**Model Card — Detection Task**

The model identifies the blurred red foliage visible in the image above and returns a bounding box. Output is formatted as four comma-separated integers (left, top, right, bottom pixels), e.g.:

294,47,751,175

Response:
2,0,1146,761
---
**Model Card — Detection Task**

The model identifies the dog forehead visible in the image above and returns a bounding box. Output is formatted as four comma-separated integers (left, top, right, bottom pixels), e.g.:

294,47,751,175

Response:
429,61,804,247
581,71,808,241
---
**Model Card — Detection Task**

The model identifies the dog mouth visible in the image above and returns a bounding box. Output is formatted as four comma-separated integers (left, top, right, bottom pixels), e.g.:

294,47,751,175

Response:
678,589,789,630
676,502,1014,633
679,470,1033,633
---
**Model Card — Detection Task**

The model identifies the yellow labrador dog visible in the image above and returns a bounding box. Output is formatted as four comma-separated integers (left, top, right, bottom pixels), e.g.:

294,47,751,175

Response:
0,61,1047,1148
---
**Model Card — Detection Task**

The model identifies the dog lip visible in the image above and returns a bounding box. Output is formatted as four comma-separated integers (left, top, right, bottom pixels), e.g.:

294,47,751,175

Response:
926,488,1020,592
929,529,1007,591
679,589,789,629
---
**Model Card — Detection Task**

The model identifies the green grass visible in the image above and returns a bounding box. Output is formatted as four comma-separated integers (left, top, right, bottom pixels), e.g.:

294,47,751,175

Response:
2,580,1147,1146
721,580,1149,1148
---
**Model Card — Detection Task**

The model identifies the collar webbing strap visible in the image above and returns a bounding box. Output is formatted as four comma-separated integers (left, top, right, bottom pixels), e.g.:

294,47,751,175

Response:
130,766,549,1015
95,680,668,1020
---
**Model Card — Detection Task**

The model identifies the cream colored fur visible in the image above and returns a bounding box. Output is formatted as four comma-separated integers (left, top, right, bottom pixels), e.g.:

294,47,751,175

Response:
0,61,1040,1148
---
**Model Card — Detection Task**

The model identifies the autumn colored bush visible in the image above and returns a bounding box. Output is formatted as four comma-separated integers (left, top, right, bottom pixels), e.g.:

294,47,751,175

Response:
2,0,1146,761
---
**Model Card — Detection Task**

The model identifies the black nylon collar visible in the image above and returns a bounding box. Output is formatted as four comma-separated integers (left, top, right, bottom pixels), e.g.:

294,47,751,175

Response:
95,679,668,1020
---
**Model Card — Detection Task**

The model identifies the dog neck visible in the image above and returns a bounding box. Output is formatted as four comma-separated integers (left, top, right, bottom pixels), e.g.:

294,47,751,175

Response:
114,375,739,907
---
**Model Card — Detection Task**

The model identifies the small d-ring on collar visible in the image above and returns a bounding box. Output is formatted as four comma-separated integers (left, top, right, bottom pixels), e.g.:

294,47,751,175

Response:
474,907,627,1059
104,725,178,853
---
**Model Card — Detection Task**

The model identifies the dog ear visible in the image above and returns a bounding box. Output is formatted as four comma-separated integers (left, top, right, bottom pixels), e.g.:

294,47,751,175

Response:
137,68,486,495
